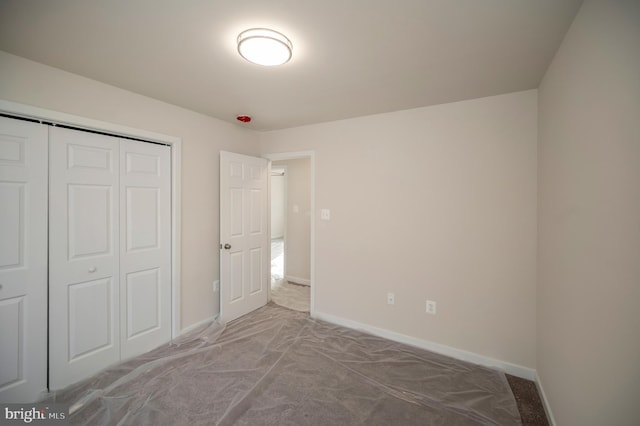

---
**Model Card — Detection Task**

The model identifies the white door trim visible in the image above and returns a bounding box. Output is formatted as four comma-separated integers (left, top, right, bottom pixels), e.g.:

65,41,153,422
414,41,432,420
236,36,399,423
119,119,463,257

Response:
263,151,316,317
0,99,183,339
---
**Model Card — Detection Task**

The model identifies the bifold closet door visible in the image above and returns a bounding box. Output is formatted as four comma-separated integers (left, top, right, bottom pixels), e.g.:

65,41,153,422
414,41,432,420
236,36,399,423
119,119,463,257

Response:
0,117,47,402
119,139,171,360
49,128,171,390
49,127,121,390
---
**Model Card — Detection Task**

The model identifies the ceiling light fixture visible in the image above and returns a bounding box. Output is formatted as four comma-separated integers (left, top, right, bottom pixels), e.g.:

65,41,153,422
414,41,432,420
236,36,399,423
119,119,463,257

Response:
237,28,292,66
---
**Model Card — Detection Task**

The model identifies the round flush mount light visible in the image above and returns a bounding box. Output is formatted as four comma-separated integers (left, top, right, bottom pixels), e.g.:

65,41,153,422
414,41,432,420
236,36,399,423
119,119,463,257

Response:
237,28,292,66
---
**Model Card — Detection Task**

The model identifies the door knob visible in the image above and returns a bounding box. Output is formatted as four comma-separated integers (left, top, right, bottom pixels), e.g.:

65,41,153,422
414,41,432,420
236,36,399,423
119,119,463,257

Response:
224,243,231,250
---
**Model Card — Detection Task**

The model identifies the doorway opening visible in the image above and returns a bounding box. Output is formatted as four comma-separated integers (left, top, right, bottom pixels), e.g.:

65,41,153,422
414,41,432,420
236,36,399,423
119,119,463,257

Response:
270,165,287,282
266,152,315,315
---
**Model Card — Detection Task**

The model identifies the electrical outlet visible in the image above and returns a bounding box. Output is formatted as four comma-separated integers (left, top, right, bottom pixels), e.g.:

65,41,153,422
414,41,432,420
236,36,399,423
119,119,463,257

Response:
213,280,220,292
387,293,395,305
426,300,437,315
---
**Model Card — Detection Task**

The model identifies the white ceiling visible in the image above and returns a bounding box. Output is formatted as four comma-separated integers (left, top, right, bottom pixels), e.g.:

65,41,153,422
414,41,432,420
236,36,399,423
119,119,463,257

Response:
0,0,582,131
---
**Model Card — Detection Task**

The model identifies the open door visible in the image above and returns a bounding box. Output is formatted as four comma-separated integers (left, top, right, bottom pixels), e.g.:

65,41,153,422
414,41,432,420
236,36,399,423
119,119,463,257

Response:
219,151,269,322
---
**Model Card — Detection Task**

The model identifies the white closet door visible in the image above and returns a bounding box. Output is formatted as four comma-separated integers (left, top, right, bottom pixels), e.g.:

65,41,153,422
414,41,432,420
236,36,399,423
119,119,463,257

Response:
119,140,171,359
49,127,120,390
0,117,47,402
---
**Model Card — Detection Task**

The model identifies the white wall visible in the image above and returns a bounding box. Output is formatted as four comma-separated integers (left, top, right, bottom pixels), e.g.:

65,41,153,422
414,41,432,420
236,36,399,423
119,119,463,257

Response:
0,51,261,330
537,1,640,424
273,159,311,283
260,90,538,369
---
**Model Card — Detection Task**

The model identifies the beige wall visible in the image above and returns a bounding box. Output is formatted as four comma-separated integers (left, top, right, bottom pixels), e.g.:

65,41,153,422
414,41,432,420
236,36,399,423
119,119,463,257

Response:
537,1,640,424
0,51,260,330
273,159,311,283
261,90,538,368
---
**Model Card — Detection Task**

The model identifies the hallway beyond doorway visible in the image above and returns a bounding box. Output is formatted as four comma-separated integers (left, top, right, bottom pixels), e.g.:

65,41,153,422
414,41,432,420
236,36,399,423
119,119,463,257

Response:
271,239,309,312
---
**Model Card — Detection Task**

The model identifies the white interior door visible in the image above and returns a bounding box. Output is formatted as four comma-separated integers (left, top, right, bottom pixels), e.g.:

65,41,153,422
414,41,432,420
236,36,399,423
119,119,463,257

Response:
220,151,268,322
49,127,121,390
119,140,171,360
0,117,48,403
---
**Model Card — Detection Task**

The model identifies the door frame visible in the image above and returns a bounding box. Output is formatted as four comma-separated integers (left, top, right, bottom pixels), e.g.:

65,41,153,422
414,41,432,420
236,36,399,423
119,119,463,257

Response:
263,151,316,316
0,99,183,339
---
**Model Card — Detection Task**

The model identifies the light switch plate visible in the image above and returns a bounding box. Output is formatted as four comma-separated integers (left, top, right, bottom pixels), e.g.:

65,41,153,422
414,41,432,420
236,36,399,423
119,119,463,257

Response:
426,300,437,315
320,209,331,220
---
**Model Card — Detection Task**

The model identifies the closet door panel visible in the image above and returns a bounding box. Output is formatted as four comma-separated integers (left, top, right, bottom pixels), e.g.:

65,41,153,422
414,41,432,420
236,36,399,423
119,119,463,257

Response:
119,140,171,359
0,117,47,403
125,186,160,251
68,184,113,258
49,127,120,390
67,277,113,360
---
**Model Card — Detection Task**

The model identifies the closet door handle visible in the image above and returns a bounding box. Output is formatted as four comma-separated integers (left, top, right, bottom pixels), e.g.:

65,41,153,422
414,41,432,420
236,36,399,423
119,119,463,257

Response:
88,266,97,273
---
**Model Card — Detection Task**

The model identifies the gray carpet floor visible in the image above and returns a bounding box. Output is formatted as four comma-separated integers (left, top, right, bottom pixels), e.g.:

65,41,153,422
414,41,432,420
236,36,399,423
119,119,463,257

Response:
50,303,522,425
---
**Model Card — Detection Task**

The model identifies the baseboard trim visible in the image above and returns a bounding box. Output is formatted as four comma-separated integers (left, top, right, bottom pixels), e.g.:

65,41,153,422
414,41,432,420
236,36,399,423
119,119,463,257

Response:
179,315,216,336
535,373,557,426
313,310,536,380
285,275,310,286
